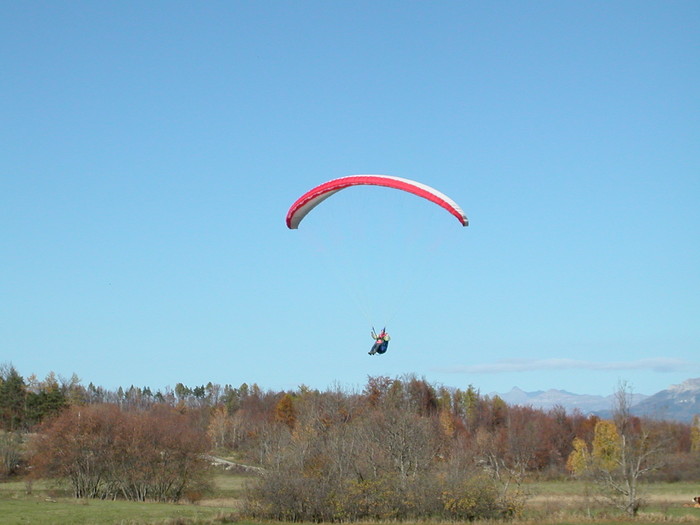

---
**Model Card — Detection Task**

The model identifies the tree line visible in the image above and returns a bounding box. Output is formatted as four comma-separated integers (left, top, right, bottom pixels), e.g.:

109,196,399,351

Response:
2,364,700,520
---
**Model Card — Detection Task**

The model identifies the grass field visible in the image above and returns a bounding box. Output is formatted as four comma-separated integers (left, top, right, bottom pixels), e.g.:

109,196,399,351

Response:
523,479,700,524
0,498,237,525
0,476,241,524
2,475,700,524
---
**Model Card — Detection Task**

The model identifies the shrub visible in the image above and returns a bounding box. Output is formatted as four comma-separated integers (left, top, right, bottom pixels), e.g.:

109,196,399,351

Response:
29,403,211,501
0,431,23,478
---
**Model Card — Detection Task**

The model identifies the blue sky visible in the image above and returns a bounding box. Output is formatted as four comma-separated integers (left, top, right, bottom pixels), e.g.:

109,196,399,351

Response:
2,1,698,397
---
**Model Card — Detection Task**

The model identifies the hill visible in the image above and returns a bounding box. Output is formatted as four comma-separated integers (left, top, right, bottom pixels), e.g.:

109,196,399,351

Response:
495,378,700,423
632,378,700,423
494,386,649,414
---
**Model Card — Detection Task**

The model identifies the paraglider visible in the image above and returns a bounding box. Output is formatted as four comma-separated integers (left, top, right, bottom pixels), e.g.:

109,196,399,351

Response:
369,327,390,355
286,175,467,356
286,175,468,229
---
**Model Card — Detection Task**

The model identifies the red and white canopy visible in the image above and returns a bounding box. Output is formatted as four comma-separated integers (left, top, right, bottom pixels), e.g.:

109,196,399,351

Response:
286,175,468,229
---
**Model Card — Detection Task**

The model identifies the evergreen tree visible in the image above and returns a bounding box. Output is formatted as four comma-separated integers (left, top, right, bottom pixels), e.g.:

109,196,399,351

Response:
0,365,26,431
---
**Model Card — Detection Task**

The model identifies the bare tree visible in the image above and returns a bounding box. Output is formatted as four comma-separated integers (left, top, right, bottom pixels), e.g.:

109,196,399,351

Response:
608,383,667,515
0,431,23,478
568,382,668,517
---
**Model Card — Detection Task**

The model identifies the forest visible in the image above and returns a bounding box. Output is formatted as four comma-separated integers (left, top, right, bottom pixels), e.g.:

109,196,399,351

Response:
2,364,700,522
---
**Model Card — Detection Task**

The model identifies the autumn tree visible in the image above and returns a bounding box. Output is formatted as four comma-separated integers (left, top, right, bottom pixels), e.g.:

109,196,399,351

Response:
545,405,576,472
208,405,234,449
274,393,297,429
456,384,481,432
592,420,621,470
691,415,700,454
245,378,521,522
566,384,667,517
566,437,589,475
108,405,211,501
30,404,211,501
30,404,118,497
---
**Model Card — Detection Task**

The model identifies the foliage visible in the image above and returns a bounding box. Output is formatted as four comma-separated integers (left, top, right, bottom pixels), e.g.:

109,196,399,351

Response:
566,437,589,475
0,365,73,432
28,404,211,502
0,431,23,478
691,415,700,453
565,383,669,517
0,365,27,431
591,420,621,472
5,364,700,521
243,379,524,522
440,474,515,520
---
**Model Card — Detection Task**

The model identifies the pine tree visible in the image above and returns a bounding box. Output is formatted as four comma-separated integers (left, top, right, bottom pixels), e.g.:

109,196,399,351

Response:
0,365,26,431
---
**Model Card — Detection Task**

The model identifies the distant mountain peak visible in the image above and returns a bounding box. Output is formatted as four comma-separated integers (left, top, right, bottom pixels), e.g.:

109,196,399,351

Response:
494,378,700,423
633,378,700,422
668,378,700,394
494,387,619,413
545,388,577,396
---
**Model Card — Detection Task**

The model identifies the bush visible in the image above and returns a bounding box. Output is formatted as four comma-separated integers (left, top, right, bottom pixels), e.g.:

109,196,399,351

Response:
440,474,516,520
29,404,211,501
0,431,23,478
244,461,519,522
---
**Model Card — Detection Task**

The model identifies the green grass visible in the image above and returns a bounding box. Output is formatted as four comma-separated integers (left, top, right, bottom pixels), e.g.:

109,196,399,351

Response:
523,479,700,524
209,473,247,497
0,497,236,525
0,476,241,524
526,478,700,501
2,476,700,524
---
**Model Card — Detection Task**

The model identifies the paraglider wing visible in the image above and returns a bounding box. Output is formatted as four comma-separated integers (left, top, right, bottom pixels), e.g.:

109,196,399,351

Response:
286,175,468,229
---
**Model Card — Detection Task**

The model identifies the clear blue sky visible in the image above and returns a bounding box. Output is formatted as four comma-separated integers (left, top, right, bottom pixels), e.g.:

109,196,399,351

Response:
2,1,698,397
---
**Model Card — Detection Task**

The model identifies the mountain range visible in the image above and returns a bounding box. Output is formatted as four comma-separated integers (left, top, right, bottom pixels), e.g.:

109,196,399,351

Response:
494,378,700,423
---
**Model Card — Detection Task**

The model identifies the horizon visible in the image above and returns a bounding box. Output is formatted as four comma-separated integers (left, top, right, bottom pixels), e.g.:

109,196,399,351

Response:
7,361,699,401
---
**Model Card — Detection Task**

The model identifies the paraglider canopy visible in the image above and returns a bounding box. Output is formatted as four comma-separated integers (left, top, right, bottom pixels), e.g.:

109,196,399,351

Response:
286,175,468,229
